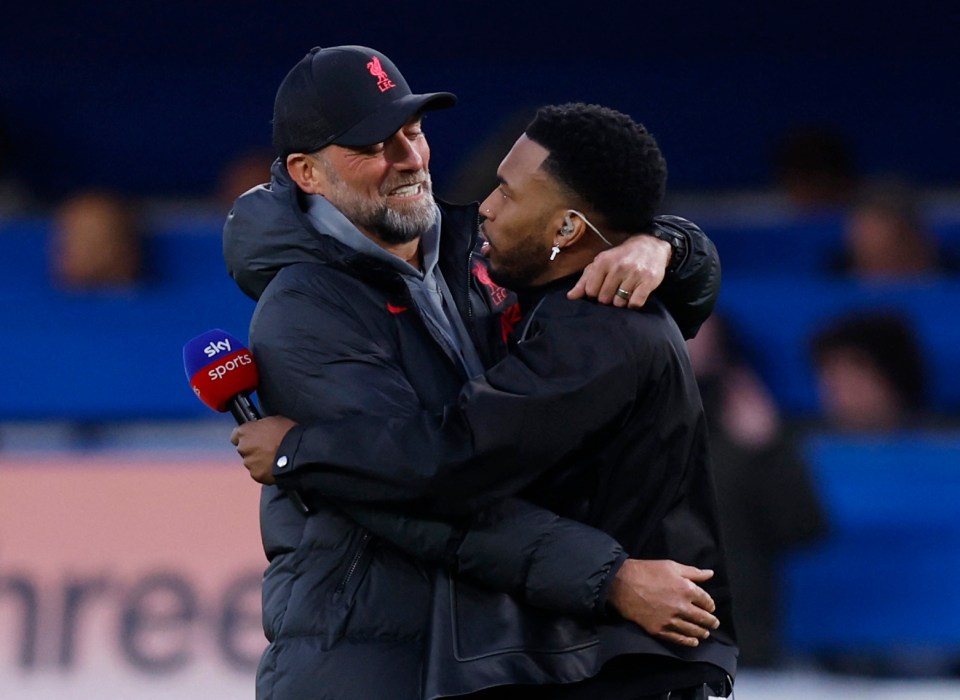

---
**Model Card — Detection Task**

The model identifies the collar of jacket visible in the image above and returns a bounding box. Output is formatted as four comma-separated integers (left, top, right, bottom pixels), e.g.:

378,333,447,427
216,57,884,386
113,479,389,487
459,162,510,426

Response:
516,272,580,312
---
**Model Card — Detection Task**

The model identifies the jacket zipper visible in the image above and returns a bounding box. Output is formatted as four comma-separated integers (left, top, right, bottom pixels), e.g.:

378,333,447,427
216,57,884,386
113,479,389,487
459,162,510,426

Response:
464,209,481,323
466,204,488,322
465,248,475,323
335,532,371,595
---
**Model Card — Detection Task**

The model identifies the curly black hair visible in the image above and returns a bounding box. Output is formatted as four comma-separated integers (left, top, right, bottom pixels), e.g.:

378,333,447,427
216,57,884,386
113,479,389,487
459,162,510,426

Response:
524,103,667,232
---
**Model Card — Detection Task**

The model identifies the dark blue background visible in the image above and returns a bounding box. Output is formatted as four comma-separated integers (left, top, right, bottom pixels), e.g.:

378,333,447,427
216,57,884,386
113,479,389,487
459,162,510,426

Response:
1,1,956,200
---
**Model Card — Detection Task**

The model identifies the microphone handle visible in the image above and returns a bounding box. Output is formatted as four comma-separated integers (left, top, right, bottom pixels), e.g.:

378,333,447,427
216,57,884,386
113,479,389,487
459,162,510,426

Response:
229,394,311,515
229,393,262,423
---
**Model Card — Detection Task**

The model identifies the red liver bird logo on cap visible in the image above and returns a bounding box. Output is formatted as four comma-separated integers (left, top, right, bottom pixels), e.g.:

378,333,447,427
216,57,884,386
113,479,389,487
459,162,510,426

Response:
367,56,397,93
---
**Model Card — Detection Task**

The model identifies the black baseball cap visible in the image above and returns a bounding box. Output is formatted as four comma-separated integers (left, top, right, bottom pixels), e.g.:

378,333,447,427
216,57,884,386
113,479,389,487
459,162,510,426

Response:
272,45,457,157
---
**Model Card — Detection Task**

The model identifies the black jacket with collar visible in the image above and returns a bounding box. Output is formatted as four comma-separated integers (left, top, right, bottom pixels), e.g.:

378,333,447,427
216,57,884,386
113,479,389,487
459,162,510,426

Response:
273,275,737,696
224,159,726,699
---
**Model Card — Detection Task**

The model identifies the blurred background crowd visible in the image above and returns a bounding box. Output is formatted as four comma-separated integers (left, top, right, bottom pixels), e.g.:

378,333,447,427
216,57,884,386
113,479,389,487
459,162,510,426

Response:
2,1,959,697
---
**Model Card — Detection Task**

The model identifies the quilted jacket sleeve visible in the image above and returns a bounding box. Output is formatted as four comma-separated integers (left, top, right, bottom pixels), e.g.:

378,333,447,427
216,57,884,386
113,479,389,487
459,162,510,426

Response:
651,214,721,340
340,499,625,619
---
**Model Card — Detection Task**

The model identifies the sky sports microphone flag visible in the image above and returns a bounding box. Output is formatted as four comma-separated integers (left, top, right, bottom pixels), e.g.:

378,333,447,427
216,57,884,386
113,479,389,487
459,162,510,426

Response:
183,329,260,422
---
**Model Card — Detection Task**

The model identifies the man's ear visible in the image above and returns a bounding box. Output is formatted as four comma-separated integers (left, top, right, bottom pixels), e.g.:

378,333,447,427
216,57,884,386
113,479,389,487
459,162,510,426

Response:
555,211,589,251
286,153,325,194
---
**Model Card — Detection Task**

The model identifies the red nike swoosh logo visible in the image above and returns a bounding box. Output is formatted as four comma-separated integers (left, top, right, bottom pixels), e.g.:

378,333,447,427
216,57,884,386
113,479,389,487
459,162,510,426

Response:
387,303,408,314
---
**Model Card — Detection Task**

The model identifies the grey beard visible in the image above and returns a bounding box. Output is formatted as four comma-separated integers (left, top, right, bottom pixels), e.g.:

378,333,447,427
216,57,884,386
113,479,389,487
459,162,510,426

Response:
321,162,438,244
367,200,438,244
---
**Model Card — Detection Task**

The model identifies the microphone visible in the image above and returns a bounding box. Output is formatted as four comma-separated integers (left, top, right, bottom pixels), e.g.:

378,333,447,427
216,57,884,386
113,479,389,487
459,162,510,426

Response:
183,329,260,419
183,329,310,514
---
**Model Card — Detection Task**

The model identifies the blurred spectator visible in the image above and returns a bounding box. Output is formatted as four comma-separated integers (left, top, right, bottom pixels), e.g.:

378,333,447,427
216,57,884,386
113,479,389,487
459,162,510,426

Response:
49,190,143,290
832,178,959,278
773,124,859,211
215,146,275,213
687,315,828,668
810,311,927,432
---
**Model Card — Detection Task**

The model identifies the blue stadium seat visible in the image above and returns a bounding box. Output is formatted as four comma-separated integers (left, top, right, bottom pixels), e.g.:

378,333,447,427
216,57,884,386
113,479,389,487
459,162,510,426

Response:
1,217,255,421
145,213,231,287
717,277,960,415
782,434,960,655
3,283,256,420
1,216,52,287
706,214,844,274
703,210,960,276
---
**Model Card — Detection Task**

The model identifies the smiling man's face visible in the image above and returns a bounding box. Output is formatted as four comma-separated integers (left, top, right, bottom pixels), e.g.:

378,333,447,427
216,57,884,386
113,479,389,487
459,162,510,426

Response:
312,116,437,244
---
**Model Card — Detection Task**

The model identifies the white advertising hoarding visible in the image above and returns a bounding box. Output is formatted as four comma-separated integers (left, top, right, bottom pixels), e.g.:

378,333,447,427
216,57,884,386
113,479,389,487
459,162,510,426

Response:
0,453,265,699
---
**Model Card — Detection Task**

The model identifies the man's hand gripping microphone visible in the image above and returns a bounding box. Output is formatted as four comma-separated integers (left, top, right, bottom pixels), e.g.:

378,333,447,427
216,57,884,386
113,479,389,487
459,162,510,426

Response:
183,329,310,514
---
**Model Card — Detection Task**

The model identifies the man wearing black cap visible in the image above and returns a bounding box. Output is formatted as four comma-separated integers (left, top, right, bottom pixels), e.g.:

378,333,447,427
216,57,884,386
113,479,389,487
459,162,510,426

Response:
225,46,723,699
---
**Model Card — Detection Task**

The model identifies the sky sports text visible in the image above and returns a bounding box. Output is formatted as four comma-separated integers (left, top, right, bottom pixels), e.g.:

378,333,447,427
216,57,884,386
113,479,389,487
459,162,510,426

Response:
205,352,253,381
203,338,233,358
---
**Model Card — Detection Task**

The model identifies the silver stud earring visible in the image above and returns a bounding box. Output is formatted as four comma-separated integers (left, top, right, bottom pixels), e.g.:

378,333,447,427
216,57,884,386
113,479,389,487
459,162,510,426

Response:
549,244,561,261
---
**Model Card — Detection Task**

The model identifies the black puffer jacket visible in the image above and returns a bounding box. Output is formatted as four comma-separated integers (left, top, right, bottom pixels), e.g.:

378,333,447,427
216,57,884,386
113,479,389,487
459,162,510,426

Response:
271,277,738,697
223,160,723,699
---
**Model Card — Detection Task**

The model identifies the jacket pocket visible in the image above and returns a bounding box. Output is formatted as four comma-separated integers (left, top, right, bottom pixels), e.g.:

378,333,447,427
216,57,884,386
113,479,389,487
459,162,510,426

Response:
332,530,373,606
